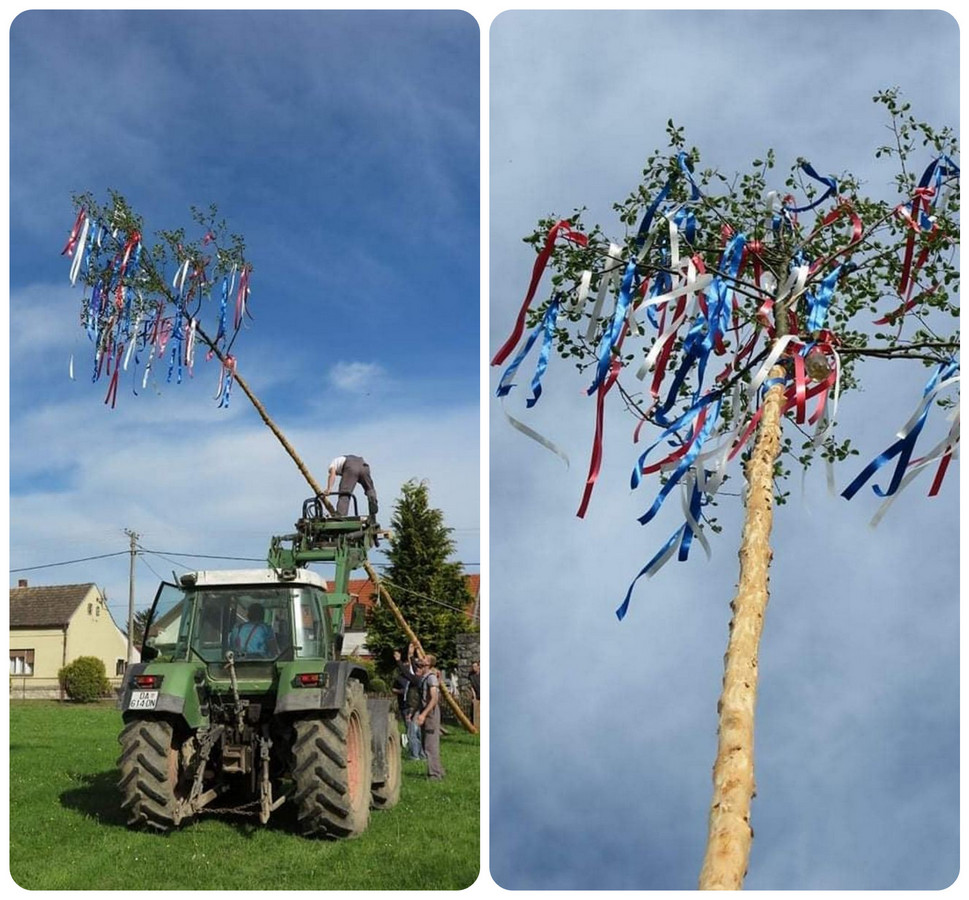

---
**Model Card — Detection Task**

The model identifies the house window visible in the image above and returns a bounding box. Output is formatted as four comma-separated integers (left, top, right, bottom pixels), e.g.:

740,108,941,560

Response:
88,602,93,615
10,650,35,676
96,605,101,617
116,659,126,676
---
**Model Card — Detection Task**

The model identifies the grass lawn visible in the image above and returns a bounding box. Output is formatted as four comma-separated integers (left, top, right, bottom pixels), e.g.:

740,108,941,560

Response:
10,701,479,890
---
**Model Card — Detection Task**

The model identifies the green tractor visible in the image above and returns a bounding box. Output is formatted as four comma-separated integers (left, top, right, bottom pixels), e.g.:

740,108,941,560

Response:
117,496,401,838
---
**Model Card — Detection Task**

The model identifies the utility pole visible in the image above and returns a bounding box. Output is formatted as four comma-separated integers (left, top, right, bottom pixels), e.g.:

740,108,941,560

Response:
124,529,139,665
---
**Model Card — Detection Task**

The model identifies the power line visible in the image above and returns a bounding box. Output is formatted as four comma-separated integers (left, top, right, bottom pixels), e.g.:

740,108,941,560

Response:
138,548,194,574
375,575,480,619
139,548,266,562
10,551,131,572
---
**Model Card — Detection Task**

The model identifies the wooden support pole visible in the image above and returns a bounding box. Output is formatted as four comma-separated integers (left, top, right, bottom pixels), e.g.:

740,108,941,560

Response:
195,324,478,736
362,560,478,735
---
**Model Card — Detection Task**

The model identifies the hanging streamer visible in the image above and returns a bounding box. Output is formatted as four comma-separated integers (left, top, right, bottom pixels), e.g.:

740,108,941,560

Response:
63,203,251,407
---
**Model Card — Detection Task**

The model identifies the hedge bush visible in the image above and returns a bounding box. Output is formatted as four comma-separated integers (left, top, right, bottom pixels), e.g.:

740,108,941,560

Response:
58,656,112,702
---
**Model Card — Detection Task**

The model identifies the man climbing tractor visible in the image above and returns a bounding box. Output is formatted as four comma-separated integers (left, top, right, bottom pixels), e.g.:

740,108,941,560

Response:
327,454,378,517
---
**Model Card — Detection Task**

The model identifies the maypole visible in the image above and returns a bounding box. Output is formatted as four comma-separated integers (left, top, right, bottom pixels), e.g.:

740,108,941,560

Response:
62,193,476,735
492,93,959,887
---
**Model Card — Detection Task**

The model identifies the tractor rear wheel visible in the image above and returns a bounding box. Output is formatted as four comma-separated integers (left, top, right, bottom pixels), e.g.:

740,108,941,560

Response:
291,677,373,838
117,718,189,831
371,710,402,810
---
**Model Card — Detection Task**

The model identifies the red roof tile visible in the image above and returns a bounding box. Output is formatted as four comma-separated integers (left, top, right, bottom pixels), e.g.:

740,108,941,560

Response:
342,574,479,628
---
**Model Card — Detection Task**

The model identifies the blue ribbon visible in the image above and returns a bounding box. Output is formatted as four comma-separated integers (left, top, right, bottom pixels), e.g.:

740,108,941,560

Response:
805,264,843,333
636,394,722,525
526,297,562,408
644,257,672,330
216,276,229,345
841,359,959,501
651,235,744,427
587,261,637,396
495,297,561,407
615,475,709,620
615,524,684,621
676,478,707,562
631,390,721,489
784,161,837,213
677,151,702,202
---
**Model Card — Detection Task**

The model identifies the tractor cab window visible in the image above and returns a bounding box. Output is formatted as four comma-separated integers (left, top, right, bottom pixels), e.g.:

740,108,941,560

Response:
293,587,333,659
189,588,296,663
143,582,194,660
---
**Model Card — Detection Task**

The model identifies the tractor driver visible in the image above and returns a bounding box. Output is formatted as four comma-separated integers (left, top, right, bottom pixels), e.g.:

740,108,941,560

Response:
229,602,277,658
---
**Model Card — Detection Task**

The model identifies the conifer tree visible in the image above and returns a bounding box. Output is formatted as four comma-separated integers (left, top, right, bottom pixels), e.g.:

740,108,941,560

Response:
366,480,474,677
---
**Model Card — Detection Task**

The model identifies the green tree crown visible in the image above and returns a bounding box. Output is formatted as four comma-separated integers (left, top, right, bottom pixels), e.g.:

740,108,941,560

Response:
366,480,475,677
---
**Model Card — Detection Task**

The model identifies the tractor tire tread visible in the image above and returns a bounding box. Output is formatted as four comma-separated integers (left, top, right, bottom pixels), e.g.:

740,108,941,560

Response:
290,678,372,840
117,718,186,832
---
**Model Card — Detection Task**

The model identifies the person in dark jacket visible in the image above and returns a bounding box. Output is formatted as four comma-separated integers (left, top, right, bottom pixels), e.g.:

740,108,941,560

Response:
395,645,424,760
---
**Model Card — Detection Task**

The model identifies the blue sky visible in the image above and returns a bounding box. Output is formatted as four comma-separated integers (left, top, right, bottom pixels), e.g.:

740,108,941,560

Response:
490,9,959,891
8,11,480,624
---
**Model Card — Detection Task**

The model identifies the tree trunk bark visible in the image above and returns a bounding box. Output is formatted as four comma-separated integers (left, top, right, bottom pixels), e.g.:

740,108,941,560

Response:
698,365,786,890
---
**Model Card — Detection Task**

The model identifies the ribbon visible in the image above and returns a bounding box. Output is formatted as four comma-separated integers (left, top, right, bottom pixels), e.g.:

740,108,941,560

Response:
587,261,638,395
491,220,587,367
841,360,959,502
783,161,837,214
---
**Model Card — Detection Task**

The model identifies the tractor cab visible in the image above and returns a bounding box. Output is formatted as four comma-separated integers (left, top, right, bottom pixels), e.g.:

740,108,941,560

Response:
141,568,340,671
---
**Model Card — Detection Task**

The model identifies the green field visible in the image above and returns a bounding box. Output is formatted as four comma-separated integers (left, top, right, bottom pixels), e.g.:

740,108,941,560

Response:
10,701,479,890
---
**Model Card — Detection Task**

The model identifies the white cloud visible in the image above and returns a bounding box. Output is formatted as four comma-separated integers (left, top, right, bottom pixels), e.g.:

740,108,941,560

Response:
327,360,387,394
9,390,479,618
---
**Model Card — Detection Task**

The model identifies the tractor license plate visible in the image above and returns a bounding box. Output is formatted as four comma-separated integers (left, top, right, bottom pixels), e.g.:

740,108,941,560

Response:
129,690,159,710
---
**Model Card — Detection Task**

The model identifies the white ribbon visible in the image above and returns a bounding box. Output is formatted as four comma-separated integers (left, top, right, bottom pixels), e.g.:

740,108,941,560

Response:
565,269,593,316
585,243,623,342
69,216,90,286
123,314,142,371
186,318,198,369
173,259,190,295
634,265,713,381
499,397,570,468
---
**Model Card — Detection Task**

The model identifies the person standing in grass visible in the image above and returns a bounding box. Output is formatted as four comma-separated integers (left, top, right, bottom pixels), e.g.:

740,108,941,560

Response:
395,645,425,760
416,654,445,780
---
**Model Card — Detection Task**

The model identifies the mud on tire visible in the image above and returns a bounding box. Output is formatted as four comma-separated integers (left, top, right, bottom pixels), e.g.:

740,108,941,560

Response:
371,709,402,810
117,718,188,831
291,677,373,839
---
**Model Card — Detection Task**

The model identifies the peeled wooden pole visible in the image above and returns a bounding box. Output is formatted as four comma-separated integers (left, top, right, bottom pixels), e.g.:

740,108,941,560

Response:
362,559,478,734
217,351,478,734
698,365,786,890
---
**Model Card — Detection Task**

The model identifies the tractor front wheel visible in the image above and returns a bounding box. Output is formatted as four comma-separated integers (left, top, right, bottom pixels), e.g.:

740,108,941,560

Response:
118,718,190,831
291,678,373,838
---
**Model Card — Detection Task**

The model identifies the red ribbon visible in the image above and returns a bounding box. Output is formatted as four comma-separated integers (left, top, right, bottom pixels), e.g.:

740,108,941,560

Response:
928,448,954,497
61,208,87,257
728,365,836,462
577,356,621,519
491,220,587,367
103,346,124,409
